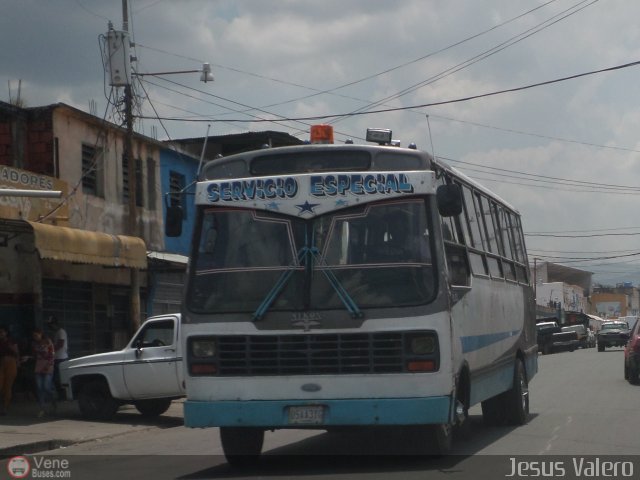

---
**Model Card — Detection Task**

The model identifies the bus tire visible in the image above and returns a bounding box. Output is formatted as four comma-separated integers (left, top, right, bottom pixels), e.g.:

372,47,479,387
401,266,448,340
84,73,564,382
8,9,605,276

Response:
454,372,471,439
406,424,453,455
429,423,453,455
504,359,529,425
220,427,264,467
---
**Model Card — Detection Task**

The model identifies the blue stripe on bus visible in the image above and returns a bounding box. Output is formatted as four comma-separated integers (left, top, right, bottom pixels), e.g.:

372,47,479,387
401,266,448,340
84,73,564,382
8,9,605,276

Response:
460,329,521,353
184,396,452,428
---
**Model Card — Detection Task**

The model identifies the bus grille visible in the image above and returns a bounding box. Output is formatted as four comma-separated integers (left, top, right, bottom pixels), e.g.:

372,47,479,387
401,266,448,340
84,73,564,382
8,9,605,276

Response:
213,332,433,376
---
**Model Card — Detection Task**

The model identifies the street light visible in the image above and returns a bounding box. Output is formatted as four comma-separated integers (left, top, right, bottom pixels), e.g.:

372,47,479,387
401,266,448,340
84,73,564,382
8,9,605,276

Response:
132,62,214,83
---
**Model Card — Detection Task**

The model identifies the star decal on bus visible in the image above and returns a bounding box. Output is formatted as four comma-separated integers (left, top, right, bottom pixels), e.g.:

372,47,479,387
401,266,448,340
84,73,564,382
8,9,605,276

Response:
295,200,320,215
335,199,349,208
265,201,280,211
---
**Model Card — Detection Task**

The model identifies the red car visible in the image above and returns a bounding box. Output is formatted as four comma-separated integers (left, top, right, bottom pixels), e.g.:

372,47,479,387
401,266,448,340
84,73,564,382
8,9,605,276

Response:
624,320,640,385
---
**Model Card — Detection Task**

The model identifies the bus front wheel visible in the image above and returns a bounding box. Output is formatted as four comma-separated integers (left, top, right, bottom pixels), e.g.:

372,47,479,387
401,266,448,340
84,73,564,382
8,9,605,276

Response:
429,423,453,455
220,427,264,467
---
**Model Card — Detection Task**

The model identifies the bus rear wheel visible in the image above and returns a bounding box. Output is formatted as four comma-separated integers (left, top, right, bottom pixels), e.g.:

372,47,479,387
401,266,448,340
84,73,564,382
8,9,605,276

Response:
504,359,529,425
220,427,264,467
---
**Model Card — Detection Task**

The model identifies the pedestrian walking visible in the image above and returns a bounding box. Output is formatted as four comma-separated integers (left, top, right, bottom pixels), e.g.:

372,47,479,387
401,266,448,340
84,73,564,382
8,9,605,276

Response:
46,316,68,399
32,328,55,417
0,326,19,415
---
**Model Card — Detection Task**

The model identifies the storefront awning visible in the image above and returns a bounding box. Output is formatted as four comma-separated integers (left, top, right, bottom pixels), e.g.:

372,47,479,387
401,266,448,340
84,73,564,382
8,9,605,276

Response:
28,221,147,269
147,251,189,265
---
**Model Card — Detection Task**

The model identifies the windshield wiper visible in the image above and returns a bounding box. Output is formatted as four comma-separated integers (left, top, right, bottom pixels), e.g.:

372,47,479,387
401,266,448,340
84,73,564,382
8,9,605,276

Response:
306,246,363,319
252,247,306,322
252,237,363,321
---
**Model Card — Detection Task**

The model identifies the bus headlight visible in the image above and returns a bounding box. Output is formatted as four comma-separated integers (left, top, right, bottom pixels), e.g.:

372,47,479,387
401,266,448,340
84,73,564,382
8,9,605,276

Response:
410,336,436,355
192,339,216,358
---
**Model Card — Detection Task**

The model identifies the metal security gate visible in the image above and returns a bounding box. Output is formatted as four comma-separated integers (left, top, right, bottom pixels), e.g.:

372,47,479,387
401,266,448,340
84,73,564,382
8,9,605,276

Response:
151,272,184,316
42,280,93,358
42,281,138,356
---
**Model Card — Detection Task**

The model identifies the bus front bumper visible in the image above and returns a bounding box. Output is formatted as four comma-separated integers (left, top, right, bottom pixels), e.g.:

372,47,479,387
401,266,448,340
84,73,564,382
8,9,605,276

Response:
184,396,452,428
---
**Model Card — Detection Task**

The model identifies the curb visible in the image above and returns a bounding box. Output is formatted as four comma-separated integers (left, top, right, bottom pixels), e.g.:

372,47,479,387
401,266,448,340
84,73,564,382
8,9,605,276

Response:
0,440,75,458
0,423,161,458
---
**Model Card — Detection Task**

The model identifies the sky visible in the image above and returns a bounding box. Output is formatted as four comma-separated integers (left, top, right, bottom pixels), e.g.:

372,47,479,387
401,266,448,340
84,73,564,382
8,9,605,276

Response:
4,0,640,286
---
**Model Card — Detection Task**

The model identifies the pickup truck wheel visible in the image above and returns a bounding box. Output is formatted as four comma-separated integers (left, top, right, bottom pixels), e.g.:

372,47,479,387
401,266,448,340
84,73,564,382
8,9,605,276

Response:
220,427,264,467
135,398,172,417
78,380,119,420
628,363,640,385
598,344,605,352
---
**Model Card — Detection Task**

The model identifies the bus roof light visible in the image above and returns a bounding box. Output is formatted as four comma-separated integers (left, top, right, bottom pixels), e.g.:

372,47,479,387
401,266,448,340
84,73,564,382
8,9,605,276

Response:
310,124,334,144
366,128,392,145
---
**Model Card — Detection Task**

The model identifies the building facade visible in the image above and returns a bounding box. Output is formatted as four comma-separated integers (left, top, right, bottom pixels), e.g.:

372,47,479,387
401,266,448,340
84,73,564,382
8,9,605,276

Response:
0,100,305,356
0,101,163,355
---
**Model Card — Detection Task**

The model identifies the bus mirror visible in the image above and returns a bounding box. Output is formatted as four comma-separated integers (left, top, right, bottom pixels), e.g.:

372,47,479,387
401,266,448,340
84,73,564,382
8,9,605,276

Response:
436,184,463,217
165,205,183,237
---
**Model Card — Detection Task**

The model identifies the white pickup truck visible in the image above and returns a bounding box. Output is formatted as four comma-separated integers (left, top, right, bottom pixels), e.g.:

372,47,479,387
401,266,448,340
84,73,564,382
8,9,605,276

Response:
59,314,185,420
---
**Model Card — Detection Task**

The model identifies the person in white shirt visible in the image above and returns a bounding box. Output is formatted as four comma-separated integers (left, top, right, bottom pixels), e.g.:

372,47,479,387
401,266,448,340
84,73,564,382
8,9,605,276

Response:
46,316,68,400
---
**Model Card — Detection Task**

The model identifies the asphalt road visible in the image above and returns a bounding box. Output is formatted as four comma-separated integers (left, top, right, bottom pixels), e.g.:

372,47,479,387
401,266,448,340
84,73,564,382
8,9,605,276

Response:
19,346,640,479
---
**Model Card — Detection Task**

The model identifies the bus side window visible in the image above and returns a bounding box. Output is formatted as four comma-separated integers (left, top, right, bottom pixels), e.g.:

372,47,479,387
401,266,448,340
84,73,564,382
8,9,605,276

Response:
461,185,488,276
445,244,470,287
436,174,471,286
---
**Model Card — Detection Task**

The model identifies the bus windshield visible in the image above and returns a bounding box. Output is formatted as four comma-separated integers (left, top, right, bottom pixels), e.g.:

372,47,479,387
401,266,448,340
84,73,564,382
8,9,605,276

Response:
187,198,436,316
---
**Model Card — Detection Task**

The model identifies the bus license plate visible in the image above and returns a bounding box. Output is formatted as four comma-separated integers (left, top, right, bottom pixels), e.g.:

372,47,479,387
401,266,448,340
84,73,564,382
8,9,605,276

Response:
287,405,324,425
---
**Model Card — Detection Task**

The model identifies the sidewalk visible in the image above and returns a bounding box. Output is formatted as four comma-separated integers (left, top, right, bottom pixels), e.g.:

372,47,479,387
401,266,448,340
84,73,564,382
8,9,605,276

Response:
0,397,185,457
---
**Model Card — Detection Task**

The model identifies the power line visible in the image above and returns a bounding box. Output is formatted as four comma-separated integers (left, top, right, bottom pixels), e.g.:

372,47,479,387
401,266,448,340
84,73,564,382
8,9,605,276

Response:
441,157,640,192
331,0,599,123
529,226,640,234
527,232,640,238
429,114,640,154
137,58,640,124
134,0,562,114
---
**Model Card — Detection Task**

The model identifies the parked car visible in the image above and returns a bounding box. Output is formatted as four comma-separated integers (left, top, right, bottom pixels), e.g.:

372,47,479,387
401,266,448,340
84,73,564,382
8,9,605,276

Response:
561,324,589,349
536,321,579,354
624,319,640,385
596,321,630,352
59,314,184,420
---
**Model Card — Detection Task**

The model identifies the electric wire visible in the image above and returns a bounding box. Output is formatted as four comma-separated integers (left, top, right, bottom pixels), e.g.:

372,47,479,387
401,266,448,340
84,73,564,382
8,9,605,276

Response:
138,58,640,124
330,0,599,124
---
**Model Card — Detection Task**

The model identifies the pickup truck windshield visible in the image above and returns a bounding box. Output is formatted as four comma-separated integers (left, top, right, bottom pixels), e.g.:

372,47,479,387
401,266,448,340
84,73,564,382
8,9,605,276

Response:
186,198,436,316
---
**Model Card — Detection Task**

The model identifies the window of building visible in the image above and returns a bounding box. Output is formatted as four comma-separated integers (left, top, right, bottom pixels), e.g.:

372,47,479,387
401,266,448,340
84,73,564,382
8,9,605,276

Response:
122,155,144,207
136,158,143,208
82,143,104,198
169,170,186,218
147,157,156,211
122,154,130,204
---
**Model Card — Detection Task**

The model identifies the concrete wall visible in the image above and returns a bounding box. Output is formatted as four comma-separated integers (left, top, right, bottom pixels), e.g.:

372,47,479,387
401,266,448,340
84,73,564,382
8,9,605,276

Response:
52,107,163,250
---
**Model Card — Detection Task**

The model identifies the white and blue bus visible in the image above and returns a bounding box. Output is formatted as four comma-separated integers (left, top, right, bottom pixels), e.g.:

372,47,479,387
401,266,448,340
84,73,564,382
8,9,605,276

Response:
170,126,537,462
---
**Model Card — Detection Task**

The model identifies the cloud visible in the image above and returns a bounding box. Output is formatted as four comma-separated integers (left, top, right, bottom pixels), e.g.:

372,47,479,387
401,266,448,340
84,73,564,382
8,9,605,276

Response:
4,0,640,283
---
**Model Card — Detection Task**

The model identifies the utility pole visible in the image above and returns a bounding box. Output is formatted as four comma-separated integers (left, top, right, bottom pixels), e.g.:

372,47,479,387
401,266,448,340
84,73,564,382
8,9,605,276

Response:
107,2,212,333
121,0,141,333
